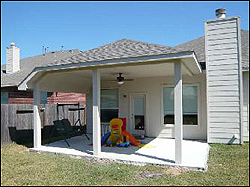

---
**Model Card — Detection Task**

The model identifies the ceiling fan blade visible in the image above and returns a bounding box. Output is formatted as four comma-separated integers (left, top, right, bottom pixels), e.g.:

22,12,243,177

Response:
104,79,134,82
105,80,117,82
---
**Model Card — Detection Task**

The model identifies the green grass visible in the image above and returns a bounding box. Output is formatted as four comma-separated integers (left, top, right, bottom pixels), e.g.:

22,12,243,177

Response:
1,143,249,186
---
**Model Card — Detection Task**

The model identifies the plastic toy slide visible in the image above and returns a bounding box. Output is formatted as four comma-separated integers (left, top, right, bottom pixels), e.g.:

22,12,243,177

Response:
122,131,141,147
100,118,148,147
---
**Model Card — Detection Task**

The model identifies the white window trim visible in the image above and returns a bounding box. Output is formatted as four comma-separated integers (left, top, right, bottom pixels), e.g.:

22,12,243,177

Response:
161,83,201,127
100,88,120,123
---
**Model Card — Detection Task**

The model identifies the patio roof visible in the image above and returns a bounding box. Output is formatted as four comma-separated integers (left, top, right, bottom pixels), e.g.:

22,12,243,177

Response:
18,39,202,92
39,39,180,67
25,40,199,165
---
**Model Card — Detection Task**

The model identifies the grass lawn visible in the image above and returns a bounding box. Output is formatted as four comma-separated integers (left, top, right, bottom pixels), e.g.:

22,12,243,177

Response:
1,143,249,186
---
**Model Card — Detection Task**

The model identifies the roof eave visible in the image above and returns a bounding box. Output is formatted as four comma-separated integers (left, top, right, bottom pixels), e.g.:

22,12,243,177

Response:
18,51,202,91
1,84,17,88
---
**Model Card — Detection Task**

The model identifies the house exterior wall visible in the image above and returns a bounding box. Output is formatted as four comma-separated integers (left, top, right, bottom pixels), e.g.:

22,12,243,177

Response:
86,73,207,140
205,17,243,144
243,71,249,141
8,90,34,104
47,92,86,104
1,87,86,104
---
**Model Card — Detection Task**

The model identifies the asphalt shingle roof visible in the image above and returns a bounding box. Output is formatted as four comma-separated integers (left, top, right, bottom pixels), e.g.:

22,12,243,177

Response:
1,49,81,87
44,39,183,67
1,30,249,87
174,30,249,71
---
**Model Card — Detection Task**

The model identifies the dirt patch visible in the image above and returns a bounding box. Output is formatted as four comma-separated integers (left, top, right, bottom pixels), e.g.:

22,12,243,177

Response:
165,167,190,176
83,156,114,165
139,172,164,179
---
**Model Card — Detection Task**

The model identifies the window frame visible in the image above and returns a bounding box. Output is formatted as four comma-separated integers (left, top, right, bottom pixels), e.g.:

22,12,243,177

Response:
40,91,48,104
100,88,120,125
162,83,201,127
1,92,9,104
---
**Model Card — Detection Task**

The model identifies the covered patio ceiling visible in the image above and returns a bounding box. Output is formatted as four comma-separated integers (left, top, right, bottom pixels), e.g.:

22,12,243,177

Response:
18,53,202,93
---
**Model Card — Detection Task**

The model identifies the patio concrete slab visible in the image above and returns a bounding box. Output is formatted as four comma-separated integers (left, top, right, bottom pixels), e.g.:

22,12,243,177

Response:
30,135,209,170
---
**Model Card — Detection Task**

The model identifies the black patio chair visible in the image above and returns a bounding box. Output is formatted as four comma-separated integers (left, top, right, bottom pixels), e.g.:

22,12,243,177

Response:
61,118,82,137
52,119,82,147
62,118,90,140
52,119,71,147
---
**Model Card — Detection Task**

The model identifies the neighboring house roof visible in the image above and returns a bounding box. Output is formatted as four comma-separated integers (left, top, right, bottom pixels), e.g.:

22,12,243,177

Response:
43,39,185,67
1,49,81,87
174,30,249,71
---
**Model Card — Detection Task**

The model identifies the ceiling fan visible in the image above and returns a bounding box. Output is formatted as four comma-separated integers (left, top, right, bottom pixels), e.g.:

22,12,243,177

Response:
108,73,133,85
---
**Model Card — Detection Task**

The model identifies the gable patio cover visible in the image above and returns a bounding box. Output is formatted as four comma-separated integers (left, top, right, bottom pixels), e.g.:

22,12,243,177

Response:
18,39,202,165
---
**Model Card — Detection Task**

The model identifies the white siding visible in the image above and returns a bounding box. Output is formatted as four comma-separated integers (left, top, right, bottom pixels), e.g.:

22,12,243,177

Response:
205,17,243,144
243,105,249,142
243,72,249,142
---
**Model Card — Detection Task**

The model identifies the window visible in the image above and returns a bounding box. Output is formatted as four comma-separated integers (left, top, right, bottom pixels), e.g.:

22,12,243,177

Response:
40,91,48,104
163,85,198,125
101,89,119,123
182,86,198,125
163,87,174,124
1,92,9,104
34,91,47,105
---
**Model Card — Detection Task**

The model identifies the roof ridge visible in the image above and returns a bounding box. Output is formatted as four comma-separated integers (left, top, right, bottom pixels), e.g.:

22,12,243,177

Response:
45,38,179,67
116,38,172,48
82,38,172,54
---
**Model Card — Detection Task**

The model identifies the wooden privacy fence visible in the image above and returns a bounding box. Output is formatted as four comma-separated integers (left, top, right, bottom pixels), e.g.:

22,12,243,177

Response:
1,104,86,146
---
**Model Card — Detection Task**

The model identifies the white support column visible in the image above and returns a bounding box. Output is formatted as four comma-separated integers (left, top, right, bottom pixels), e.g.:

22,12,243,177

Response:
174,61,183,164
33,83,42,148
92,69,101,156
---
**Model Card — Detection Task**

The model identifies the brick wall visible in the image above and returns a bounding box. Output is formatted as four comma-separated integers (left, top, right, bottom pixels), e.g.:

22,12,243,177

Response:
2,87,86,104
8,90,33,104
47,92,86,104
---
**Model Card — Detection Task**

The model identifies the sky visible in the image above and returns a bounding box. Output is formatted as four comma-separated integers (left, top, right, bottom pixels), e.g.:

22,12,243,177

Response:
1,1,249,65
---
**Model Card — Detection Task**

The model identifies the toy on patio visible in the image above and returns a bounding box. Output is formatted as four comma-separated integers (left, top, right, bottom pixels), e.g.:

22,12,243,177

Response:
101,118,144,147
107,118,123,146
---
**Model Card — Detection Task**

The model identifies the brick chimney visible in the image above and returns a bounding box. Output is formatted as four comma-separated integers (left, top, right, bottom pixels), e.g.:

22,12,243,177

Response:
6,42,20,74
